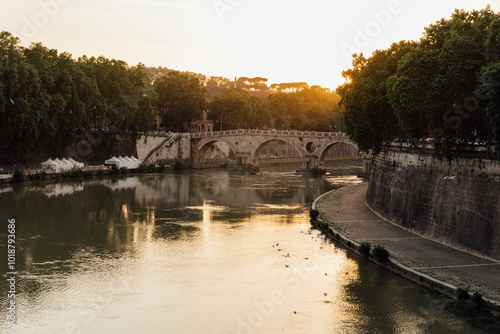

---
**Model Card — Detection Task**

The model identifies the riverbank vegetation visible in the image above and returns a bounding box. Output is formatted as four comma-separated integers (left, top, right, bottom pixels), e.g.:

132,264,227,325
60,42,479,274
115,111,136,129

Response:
0,31,157,162
446,287,500,332
337,7,500,158
207,86,342,132
3,163,177,185
1,30,343,166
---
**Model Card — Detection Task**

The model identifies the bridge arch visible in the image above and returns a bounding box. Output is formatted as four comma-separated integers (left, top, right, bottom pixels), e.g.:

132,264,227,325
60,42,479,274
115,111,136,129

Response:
251,138,303,166
196,139,238,165
317,141,359,168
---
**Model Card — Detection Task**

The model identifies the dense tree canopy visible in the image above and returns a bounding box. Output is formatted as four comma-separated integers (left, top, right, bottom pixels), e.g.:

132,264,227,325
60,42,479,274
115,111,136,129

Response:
208,89,262,130
154,71,207,131
0,32,156,159
207,86,342,131
0,30,343,162
337,7,500,156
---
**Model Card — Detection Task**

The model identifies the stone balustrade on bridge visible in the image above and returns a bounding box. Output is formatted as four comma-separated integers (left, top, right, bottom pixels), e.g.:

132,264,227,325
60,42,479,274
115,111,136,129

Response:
138,130,358,171
192,130,356,170
191,129,349,139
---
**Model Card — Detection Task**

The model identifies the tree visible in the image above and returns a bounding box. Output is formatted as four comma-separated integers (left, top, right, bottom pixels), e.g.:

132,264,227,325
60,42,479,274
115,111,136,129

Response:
388,8,496,153
0,31,157,162
208,89,255,130
154,71,207,131
479,16,500,152
338,7,500,157
0,32,43,157
207,76,232,99
338,42,412,153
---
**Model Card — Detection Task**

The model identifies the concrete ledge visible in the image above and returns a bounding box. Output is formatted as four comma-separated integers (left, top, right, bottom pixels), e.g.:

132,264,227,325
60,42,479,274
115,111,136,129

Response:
312,185,500,313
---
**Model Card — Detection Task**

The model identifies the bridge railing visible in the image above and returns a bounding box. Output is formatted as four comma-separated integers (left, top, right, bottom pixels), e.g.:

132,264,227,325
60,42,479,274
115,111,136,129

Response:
191,129,349,139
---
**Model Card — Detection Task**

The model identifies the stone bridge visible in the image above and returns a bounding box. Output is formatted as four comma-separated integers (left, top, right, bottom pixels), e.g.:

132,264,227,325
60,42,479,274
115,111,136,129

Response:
192,129,357,170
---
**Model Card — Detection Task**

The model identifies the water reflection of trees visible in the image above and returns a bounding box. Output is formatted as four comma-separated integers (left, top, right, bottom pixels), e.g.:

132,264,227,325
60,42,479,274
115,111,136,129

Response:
341,253,446,333
0,170,348,277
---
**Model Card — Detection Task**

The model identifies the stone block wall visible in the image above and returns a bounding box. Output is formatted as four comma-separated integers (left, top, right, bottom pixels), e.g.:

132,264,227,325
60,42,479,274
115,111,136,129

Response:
137,134,191,162
366,147,500,260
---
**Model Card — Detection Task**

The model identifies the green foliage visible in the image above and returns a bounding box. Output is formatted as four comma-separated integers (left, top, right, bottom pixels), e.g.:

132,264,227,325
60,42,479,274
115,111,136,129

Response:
338,42,413,153
309,208,320,220
317,221,329,231
60,167,85,178
137,162,158,173
154,71,207,131
334,233,340,240
207,86,342,132
337,7,500,156
110,165,121,175
372,245,390,263
158,161,167,172
0,31,156,160
173,158,190,170
29,171,47,181
358,242,371,257
208,89,261,130
346,241,353,248
472,292,485,309
12,165,26,183
457,286,470,301
119,167,129,175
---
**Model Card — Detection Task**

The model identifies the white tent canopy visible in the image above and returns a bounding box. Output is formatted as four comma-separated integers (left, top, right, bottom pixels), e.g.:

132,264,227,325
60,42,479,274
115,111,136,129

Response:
105,156,120,165
41,158,84,171
105,156,141,169
67,158,84,168
41,159,58,170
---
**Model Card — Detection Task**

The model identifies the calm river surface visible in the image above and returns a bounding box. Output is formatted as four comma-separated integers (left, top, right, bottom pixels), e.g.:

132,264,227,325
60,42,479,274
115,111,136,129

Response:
0,162,485,333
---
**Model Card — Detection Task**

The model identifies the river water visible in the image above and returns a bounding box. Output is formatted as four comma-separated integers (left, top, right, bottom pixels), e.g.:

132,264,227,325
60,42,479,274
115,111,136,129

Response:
0,161,485,333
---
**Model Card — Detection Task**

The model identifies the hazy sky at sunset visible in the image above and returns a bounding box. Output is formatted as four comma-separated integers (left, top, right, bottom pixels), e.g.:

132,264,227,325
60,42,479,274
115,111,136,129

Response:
1,0,499,89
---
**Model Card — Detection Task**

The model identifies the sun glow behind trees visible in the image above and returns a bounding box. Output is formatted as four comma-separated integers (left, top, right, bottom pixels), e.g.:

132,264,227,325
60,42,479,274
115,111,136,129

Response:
337,7,500,157
2,1,499,91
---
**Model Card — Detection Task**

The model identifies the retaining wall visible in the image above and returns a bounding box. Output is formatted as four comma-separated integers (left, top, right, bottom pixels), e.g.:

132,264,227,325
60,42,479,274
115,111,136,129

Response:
366,147,500,260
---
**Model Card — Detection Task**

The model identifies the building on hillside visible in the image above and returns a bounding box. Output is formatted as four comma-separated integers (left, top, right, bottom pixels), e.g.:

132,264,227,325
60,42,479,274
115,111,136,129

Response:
191,111,214,133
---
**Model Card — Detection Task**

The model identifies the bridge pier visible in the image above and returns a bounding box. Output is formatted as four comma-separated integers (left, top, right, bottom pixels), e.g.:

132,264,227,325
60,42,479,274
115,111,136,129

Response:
297,155,326,174
302,155,318,169
235,153,252,165
143,130,357,171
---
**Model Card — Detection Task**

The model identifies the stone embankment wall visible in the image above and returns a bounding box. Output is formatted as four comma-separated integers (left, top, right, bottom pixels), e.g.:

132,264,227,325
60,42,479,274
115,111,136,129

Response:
366,146,500,260
136,134,191,162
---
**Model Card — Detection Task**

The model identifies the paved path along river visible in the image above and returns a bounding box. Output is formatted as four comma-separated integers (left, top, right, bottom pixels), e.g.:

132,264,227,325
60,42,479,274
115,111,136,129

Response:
316,183,500,304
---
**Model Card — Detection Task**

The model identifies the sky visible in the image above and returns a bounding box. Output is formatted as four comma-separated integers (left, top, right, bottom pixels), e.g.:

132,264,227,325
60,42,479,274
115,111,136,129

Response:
1,0,499,90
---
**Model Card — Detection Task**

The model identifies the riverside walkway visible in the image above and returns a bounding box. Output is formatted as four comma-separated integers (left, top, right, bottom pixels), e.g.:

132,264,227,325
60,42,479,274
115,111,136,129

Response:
315,183,500,305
